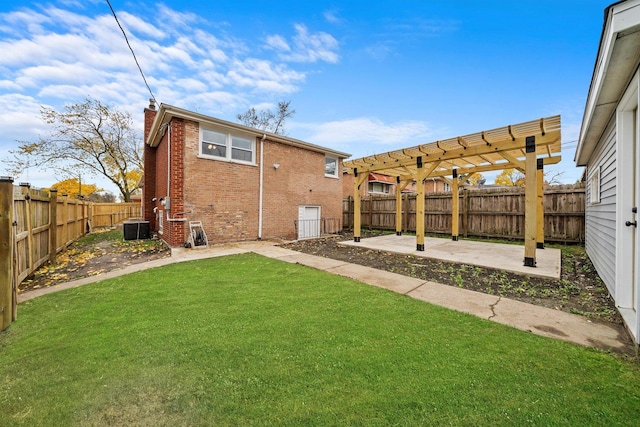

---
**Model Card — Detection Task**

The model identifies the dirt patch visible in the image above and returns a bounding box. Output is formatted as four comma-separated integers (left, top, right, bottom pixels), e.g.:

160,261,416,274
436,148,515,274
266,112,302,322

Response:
19,229,170,294
280,232,623,326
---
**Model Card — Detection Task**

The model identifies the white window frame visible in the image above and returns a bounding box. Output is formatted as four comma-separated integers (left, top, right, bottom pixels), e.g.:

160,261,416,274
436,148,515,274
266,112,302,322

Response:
199,126,255,165
325,155,339,178
368,181,392,194
589,166,601,204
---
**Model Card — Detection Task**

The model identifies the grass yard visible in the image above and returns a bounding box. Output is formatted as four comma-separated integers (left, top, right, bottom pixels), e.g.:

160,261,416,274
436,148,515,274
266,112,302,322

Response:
2,253,640,426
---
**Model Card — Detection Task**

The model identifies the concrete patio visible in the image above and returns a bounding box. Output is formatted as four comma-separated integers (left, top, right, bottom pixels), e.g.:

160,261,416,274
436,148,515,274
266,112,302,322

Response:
339,234,561,279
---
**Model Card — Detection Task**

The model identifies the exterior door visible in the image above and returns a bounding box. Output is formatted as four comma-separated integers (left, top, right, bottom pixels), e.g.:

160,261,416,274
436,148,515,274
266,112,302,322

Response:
298,206,321,240
617,81,639,340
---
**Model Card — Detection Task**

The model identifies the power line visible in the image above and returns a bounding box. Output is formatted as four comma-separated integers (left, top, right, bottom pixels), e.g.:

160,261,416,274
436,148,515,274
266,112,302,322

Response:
105,0,157,104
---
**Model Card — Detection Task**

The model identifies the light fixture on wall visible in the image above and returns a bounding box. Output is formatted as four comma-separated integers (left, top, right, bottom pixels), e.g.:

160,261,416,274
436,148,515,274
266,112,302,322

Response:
273,163,280,169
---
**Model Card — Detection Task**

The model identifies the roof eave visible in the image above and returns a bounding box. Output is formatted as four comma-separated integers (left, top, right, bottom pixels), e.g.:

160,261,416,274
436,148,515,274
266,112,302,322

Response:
576,0,640,166
146,103,351,159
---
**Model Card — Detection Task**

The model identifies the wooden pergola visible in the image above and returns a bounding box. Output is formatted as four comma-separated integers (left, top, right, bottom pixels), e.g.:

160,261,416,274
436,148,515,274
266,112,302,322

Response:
343,115,561,267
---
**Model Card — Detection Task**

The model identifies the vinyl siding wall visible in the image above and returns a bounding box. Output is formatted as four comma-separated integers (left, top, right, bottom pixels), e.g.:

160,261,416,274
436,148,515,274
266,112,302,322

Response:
585,123,617,297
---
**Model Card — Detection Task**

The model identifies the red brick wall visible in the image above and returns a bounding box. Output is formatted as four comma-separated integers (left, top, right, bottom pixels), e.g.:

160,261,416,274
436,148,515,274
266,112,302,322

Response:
183,120,260,244
148,118,187,247
142,105,157,230
262,139,343,240
180,120,344,244
165,118,186,247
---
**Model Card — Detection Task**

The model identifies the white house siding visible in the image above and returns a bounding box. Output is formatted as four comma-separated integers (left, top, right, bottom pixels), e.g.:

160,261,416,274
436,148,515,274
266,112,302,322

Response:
585,124,617,297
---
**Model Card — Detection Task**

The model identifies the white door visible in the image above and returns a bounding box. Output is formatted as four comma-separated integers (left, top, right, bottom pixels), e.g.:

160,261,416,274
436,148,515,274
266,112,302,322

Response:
298,206,321,239
616,81,639,340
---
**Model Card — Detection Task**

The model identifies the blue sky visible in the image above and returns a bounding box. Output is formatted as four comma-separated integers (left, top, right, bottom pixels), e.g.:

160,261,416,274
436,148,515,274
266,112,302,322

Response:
0,0,612,193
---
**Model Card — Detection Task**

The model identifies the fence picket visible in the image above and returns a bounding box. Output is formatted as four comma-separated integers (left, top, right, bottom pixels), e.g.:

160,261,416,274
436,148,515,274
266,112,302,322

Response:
343,185,585,243
1,183,143,322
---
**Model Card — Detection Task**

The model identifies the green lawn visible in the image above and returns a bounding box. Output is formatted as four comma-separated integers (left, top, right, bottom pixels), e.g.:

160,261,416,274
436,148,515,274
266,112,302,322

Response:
2,253,639,426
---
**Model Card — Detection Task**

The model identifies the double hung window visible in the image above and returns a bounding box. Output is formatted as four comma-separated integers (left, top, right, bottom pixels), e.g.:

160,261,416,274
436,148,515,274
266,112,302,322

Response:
201,128,254,164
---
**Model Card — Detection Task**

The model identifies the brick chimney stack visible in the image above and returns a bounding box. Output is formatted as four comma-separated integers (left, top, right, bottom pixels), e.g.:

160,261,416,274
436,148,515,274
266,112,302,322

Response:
143,99,158,230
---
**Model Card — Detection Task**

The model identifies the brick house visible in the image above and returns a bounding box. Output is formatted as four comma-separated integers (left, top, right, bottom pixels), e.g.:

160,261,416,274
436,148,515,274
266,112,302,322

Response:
143,101,350,247
342,171,448,197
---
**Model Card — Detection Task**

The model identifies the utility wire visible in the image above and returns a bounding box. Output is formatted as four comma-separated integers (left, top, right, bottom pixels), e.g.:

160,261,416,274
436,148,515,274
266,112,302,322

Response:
105,0,157,104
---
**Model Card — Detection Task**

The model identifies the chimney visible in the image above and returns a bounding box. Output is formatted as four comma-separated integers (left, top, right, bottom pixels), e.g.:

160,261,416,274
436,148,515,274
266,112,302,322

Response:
144,98,157,143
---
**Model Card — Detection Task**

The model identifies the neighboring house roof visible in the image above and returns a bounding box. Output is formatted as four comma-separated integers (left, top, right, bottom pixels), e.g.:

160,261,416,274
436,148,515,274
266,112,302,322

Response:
146,103,351,159
575,0,640,165
368,173,396,183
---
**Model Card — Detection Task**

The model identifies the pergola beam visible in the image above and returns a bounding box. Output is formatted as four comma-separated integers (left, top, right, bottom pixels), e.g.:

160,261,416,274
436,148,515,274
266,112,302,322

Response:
346,134,560,175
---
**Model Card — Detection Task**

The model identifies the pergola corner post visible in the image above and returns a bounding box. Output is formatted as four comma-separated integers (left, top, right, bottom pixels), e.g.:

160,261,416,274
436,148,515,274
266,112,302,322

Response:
536,158,545,249
451,169,459,241
395,176,402,236
416,172,425,251
524,136,537,267
353,169,367,243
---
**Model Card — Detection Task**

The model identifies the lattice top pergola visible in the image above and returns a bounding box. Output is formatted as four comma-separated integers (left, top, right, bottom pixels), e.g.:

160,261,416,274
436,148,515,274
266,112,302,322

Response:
342,115,562,267
343,115,561,179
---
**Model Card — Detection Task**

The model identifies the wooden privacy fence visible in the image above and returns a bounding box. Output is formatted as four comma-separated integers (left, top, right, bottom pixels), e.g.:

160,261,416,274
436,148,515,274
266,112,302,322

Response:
343,184,585,243
0,179,142,331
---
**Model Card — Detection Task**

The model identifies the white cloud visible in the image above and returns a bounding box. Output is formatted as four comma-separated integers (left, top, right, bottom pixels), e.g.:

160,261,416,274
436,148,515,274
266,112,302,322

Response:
227,58,305,93
296,117,432,157
0,94,48,139
265,34,290,52
0,2,343,190
323,10,343,25
266,24,339,64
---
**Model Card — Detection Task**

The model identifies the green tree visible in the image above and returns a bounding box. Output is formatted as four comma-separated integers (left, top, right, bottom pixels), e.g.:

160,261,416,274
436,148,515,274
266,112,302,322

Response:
6,98,142,202
237,101,296,135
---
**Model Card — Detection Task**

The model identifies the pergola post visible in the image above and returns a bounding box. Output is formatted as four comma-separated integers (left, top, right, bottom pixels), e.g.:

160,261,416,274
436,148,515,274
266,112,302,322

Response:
524,136,537,267
416,169,426,251
395,177,402,235
395,178,410,236
451,169,459,241
536,158,545,249
353,169,367,243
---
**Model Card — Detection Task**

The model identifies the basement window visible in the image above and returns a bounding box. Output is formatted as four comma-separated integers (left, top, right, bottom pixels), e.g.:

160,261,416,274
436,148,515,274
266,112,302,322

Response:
200,127,255,164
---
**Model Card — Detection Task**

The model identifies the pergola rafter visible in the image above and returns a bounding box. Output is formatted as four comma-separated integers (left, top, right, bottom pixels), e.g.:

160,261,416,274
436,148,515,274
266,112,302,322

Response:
344,115,562,267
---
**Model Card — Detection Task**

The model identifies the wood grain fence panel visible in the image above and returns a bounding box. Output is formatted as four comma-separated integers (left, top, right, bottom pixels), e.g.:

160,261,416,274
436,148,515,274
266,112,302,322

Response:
8,186,142,290
344,184,585,243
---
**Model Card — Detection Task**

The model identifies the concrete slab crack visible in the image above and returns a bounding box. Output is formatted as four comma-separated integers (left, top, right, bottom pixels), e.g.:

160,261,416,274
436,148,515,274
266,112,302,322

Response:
489,296,501,320
403,281,430,295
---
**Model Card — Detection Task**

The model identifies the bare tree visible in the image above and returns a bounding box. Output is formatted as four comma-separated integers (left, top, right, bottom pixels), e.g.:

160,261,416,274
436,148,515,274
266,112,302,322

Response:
5,98,142,202
237,101,296,135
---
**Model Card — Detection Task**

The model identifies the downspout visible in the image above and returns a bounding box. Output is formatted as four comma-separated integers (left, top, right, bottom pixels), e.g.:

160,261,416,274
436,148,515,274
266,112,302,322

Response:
258,133,267,239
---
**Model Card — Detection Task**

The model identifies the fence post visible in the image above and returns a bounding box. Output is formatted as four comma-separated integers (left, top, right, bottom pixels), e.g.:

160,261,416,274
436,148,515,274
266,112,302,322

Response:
0,177,14,331
49,188,58,265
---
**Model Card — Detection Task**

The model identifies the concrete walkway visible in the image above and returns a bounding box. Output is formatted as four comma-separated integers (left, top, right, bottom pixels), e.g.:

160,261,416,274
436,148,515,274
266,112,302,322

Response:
18,240,634,354
340,234,561,279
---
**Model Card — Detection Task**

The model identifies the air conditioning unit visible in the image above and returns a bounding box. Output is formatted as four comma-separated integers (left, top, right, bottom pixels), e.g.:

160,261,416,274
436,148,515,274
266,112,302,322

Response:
123,221,150,240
